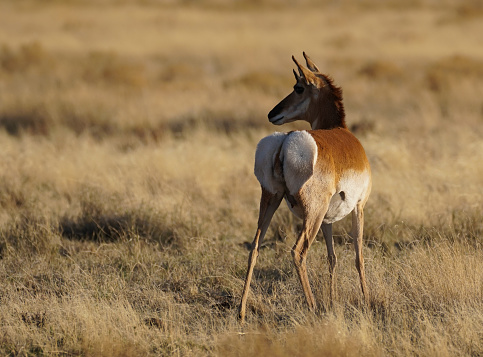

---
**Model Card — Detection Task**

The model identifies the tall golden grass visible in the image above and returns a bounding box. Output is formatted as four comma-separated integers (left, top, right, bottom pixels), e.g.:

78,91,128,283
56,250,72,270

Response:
0,0,482,356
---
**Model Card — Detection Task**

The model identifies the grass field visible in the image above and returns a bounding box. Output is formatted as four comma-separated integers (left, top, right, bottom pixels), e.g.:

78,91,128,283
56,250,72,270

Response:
0,1,482,356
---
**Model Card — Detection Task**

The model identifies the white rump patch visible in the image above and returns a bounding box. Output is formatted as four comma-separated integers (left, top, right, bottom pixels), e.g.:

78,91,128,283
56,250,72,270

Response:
254,132,287,193
281,131,317,194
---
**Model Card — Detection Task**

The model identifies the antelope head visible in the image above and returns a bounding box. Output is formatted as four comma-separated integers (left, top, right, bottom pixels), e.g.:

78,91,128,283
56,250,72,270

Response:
268,52,346,130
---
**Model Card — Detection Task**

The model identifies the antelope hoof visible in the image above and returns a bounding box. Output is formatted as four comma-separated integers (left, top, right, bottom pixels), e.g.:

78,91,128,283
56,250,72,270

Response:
237,307,246,322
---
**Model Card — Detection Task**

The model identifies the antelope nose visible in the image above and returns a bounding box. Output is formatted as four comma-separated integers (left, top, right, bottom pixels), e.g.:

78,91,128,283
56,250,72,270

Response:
268,102,284,121
268,104,282,120
268,108,276,120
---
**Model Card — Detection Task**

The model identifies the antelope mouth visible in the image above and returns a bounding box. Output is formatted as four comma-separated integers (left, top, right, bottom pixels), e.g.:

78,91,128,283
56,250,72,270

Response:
269,114,285,124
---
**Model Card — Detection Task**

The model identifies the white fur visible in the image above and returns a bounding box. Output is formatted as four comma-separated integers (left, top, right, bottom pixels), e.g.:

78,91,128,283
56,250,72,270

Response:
323,170,371,224
254,132,287,193
280,131,317,195
254,130,317,196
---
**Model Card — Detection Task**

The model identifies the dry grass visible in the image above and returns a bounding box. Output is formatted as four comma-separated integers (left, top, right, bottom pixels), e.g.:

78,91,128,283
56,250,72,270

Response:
0,1,482,356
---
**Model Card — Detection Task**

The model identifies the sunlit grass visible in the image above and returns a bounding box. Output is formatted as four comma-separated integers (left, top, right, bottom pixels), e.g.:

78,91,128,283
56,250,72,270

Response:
0,0,482,356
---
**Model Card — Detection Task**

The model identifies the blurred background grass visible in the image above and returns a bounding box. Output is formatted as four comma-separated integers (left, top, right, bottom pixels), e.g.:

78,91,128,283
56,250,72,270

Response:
0,1,482,356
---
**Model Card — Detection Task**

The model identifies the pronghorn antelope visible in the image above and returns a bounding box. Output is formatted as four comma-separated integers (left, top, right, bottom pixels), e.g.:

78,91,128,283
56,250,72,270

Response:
238,53,371,321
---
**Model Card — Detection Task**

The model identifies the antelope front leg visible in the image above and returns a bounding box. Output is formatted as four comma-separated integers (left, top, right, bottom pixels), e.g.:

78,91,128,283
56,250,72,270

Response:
322,223,337,305
238,189,282,322
351,202,368,302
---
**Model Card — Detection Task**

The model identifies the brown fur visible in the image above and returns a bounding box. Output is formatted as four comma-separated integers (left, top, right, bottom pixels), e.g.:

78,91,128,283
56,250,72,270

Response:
310,74,347,129
309,128,369,183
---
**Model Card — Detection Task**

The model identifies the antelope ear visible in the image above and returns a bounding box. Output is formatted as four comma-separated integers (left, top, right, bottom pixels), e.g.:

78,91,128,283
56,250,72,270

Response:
303,52,319,72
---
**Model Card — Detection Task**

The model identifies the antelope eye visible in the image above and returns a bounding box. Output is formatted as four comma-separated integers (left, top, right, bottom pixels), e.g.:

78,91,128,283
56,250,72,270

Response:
294,85,304,94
